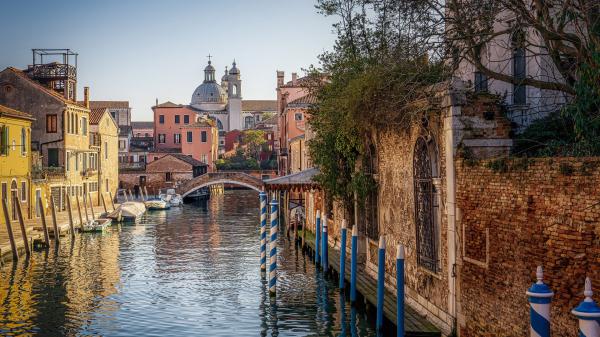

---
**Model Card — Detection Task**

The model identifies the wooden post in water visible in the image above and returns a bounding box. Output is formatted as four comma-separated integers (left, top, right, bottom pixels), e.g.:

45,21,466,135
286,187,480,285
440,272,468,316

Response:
88,193,96,220
64,191,75,237
2,198,19,260
75,196,84,231
101,193,108,213
128,189,134,201
144,186,149,200
123,189,129,202
49,197,60,243
38,195,50,246
109,191,115,210
82,194,90,222
14,195,30,256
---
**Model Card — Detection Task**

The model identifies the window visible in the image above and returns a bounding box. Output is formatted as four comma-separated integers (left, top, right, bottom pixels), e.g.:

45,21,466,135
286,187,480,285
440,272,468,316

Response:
35,189,41,217
81,117,88,135
201,131,207,142
46,114,58,133
75,114,79,134
295,113,303,121
165,172,172,181
75,152,79,170
105,179,109,192
187,131,193,143
119,140,126,149
66,151,70,171
145,133,149,137
174,133,181,144
48,148,59,167
104,142,108,159
413,136,440,272
232,84,238,96
201,154,207,163
20,181,26,202
512,31,527,105
184,115,189,124
175,115,180,124
474,71,488,93
0,125,8,155
1,183,6,204
66,113,70,134
159,115,165,124
158,134,166,143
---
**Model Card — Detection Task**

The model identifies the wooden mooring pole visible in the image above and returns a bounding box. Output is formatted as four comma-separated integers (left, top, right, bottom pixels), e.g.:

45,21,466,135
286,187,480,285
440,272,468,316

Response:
49,197,60,244
75,195,84,231
82,194,90,223
64,191,75,237
101,193,108,214
109,191,115,210
14,195,30,256
2,198,19,260
38,195,50,247
88,193,96,220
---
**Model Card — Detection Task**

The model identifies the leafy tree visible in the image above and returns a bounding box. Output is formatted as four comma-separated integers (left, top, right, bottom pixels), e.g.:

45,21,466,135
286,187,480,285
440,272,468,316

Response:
242,130,267,161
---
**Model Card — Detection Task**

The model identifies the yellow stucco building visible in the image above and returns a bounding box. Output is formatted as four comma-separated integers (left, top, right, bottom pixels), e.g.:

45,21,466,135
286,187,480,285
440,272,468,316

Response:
89,107,119,203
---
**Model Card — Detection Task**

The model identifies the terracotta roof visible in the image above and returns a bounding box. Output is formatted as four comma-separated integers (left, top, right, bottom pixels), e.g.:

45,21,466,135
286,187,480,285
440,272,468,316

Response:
5,67,87,108
154,101,182,108
89,107,109,124
242,100,277,112
279,76,311,88
258,115,278,126
0,104,35,121
288,93,317,106
151,148,181,153
88,101,129,109
181,119,215,128
131,121,154,129
169,153,207,167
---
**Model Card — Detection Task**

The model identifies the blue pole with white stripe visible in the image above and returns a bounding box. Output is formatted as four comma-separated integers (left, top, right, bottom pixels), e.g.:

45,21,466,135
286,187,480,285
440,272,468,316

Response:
397,244,405,337
315,210,321,265
259,192,267,274
376,236,386,330
350,225,358,302
339,219,347,289
269,199,279,296
526,266,553,337
322,213,328,271
572,277,600,337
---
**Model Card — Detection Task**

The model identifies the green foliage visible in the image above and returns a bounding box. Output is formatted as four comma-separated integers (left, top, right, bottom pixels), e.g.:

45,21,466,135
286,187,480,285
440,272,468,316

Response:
242,129,267,161
485,158,508,173
513,51,600,157
216,150,259,170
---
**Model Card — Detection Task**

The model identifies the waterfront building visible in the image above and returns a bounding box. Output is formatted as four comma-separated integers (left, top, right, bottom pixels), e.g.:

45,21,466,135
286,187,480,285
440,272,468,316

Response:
0,50,101,208
88,101,132,164
0,104,37,220
88,107,119,201
180,118,219,171
132,121,154,138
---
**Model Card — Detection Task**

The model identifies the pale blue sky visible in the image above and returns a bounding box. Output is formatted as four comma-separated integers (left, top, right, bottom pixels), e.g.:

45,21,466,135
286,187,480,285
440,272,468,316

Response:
1,0,336,120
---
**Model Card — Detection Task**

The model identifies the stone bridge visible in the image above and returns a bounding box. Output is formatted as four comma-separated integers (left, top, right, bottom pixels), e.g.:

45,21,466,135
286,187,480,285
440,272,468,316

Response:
177,172,264,197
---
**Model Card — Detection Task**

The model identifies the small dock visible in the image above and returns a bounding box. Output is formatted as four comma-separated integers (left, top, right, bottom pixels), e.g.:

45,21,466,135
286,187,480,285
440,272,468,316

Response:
0,201,121,263
300,230,441,337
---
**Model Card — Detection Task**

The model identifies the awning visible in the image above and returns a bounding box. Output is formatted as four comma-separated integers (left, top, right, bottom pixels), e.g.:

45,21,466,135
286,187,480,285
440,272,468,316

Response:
264,168,320,191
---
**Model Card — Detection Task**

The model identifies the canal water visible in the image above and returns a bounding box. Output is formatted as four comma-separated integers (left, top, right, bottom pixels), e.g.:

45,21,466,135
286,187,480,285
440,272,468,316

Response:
0,190,383,336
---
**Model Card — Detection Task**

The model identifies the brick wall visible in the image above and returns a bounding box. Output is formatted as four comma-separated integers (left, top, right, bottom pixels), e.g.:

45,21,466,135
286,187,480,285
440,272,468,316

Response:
456,157,600,336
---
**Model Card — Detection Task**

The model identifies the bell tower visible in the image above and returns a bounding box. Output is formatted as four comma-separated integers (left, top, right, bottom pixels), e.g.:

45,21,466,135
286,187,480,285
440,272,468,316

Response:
227,60,242,130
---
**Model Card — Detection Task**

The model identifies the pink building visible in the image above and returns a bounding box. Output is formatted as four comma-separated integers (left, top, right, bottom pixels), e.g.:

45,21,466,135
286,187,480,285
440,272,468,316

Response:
180,120,219,172
131,121,154,138
152,101,198,151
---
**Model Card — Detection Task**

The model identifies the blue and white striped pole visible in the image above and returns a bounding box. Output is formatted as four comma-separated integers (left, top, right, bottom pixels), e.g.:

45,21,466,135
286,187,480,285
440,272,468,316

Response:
259,192,267,274
315,210,321,265
322,213,328,271
526,266,553,337
397,244,405,337
339,219,347,289
350,225,358,302
572,277,600,337
376,236,386,330
269,199,279,296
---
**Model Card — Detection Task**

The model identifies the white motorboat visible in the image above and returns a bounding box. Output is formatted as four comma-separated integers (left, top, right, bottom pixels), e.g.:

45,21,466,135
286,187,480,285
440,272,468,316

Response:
145,199,170,210
160,189,183,207
82,218,112,232
107,201,146,222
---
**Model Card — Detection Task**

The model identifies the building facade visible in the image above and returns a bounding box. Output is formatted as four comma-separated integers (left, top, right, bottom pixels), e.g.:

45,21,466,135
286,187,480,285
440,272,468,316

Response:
89,107,119,203
88,101,132,164
180,119,219,171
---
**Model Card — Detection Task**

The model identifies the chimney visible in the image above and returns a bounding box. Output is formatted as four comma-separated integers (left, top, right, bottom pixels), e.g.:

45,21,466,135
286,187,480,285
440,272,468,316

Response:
277,71,284,87
83,87,90,109
291,72,298,86
156,98,159,107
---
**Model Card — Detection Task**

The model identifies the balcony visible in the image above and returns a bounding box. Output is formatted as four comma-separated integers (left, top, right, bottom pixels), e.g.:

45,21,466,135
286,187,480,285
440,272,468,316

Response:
81,168,97,177
32,166,66,181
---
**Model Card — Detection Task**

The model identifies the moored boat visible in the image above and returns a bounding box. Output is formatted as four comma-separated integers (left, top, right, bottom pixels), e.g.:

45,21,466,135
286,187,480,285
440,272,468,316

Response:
159,189,183,207
145,199,170,210
107,201,146,222
82,218,112,232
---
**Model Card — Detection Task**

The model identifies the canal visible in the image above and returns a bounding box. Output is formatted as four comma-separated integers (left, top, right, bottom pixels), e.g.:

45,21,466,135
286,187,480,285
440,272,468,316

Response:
0,190,383,336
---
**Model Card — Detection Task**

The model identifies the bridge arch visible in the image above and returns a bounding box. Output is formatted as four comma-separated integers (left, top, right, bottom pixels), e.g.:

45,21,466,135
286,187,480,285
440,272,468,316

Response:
177,172,264,197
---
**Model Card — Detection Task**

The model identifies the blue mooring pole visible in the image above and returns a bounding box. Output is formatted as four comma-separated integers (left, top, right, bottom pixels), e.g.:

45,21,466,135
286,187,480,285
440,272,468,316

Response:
339,219,347,289
315,210,321,265
397,244,405,337
322,214,328,271
269,199,279,296
259,192,267,275
376,236,386,330
526,266,553,337
350,225,358,302
572,277,600,337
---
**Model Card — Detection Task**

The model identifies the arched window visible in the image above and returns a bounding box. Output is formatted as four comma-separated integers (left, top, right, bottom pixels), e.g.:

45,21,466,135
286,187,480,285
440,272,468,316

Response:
66,113,70,133
10,180,17,220
217,119,223,130
512,30,527,105
232,84,238,96
413,136,439,272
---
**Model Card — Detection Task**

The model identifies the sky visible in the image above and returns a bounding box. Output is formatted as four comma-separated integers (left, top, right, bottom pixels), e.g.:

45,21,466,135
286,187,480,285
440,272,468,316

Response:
0,0,337,120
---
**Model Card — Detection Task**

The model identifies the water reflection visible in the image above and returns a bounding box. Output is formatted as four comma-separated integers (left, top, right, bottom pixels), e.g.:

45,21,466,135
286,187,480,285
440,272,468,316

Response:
0,190,383,336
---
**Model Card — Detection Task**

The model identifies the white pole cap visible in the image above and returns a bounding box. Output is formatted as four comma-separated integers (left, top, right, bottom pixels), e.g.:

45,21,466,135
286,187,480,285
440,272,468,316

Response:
316,210,321,218
396,244,405,259
352,225,358,236
322,214,327,227
341,219,347,229
379,236,386,249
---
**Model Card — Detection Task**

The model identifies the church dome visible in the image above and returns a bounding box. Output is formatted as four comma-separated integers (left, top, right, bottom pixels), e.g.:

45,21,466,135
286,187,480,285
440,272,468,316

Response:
190,60,227,110
229,60,240,75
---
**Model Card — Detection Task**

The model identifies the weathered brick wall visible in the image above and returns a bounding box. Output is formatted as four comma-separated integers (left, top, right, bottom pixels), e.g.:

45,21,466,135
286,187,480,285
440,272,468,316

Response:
456,158,600,336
